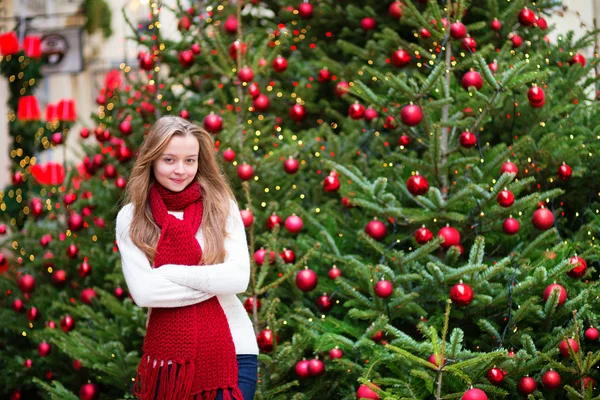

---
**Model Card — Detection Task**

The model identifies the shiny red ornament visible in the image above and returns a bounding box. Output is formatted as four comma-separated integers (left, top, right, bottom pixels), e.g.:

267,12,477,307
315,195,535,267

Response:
266,214,282,230
438,226,460,249
104,164,117,179
461,388,488,400
323,174,341,192
487,367,505,385
328,266,342,280
295,359,310,378
119,120,132,136
532,207,554,230
238,66,254,82
571,53,586,67
518,376,537,395
497,189,514,208
559,338,579,357
114,287,125,299
78,260,92,277
488,61,498,73
420,27,431,39
272,56,288,73
178,50,194,68
289,104,307,122
240,209,254,227
415,226,433,244
9,389,22,400
364,107,378,121
535,17,548,30
296,268,318,292
391,49,411,67
191,43,201,55
178,16,191,31
223,148,236,162
223,15,238,34
237,163,254,181
280,248,296,264
243,296,261,313
462,36,477,52
502,217,520,235
18,274,36,293
348,103,365,119
459,131,477,148
51,132,63,145
374,280,393,298
389,2,403,19
228,41,247,59
297,2,314,19
500,161,518,175
428,353,445,366
461,71,483,90
13,299,24,312
60,315,76,332
247,83,260,99
308,358,325,376
51,270,67,287
400,104,423,126
27,307,40,321
318,68,331,83
254,248,275,266
329,347,343,359
518,8,536,26
68,213,84,231
365,220,387,241
285,214,303,234
407,174,429,196
575,377,596,390
371,330,384,342
94,127,111,142
557,163,572,180
282,157,299,174
79,383,99,400
510,34,523,48
450,282,473,306
450,22,467,39
398,135,410,147
80,288,97,305
17,95,41,121
253,94,270,112
0,224,5,234
316,294,333,312
12,171,24,186
356,385,379,400
527,86,545,108
24,358,33,368
490,18,502,31
342,197,354,208
567,255,587,278
335,81,350,97
116,177,127,189
361,17,376,31
38,341,51,357
204,113,223,133
585,327,599,341
543,283,567,306
542,370,561,389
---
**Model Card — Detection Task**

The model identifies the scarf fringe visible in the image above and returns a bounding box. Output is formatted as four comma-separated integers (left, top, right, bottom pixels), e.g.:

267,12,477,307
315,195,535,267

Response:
191,387,244,400
133,357,195,400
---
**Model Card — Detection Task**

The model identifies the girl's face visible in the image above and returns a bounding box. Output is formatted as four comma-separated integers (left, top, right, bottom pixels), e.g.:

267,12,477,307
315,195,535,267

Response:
152,134,200,192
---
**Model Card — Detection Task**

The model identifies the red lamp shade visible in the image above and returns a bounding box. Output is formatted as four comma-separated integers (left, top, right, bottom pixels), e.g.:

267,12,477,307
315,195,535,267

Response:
31,162,65,186
0,32,19,56
46,103,58,122
104,69,122,90
57,99,77,122
17,96,41,121
23,36,41,58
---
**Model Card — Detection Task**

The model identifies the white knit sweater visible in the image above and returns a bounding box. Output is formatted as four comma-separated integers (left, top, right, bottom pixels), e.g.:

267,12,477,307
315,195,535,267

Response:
115,199,259,355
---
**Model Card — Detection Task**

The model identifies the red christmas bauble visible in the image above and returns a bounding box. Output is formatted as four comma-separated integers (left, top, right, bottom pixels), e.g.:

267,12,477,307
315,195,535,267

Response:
459,131,477,148
532,207,554,230
237,163,254,181
348,103,365,119
13,298,24,312
9,389,22,400
518,8,536,26
178,16,191,31
318,68,331,83
543,283,567,306
243,296,261,313
296,268,318,292
27,307,40,321
280,248,296,264
282,157,300,175
557,163,572,180
204,113,223,133
51,132,63,145
256,329,275,352
78,260,92,278
398,135,410,147
371,330,384,342
461,388,488,400
266,214,282,230
240,209,254,227
384,115,396,130
342,197,354,208
415,226,433,244
285,214,303,234
536,17,548,30
329,347,343,359
428,353,445,366
138,52,154,71
308,358,325,376
450,22,467,39
461,71,483,91
500,161,518,175
254,248,275,266
223,15,238,34
248,82,260,98
407,175,429,196
80,288,97,305
438,226,460,249
365,220,387,241
518,376,537,395
228,41,247,59
364,107,378,121
51,269,68,287
511,34,523,48
114,287,125,299
104,164,117,179
391,49,411,68
328,266,342,280
572,53,586,67
116,177,127,189
297,2,313,19
323,174,341,192
12,171,24,186
567,255,587,278
118,120,132,137
356,385,379,400
490,18,502,31
487,367,505,385
527,86,545,108
190,43,201,55
374,280,393,298
316,294,333,312
38,341,51,357
450,282,473,306
66,243,79,258
400,104,423,126
585,327,599,341
488,61,498,73
542,370,561,389
502,217,520,235
295,359,310,378
420,28,431,39
223,148,236,162
238,66,254,82
335,81,350,97
497,189,515,207
116,146,133,163
272,56,288,73
60,315,76,332
361,17,376,31
289,104,307,122
68,213,84,231
253,94,270,112
575,377,596,389
79,383,99,400
558,338,579,357
388,2,403,19
178,50,194,68
18,274,36,293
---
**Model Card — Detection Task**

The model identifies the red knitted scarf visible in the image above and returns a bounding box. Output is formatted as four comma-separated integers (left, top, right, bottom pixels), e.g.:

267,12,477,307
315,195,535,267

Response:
133,181,242,400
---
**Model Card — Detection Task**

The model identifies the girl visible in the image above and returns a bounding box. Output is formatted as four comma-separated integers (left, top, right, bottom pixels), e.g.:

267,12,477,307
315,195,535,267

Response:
115,116,258,400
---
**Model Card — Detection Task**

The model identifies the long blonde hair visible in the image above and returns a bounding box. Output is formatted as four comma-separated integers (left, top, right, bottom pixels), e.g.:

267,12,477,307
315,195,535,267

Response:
124,116,235,265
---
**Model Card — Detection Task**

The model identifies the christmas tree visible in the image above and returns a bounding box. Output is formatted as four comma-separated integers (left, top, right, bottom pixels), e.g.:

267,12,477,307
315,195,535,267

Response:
1,0,600,399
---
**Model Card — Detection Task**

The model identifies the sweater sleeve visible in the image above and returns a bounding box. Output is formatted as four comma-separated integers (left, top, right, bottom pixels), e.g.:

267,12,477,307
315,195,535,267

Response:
154,199,251,295
115,204,215,308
